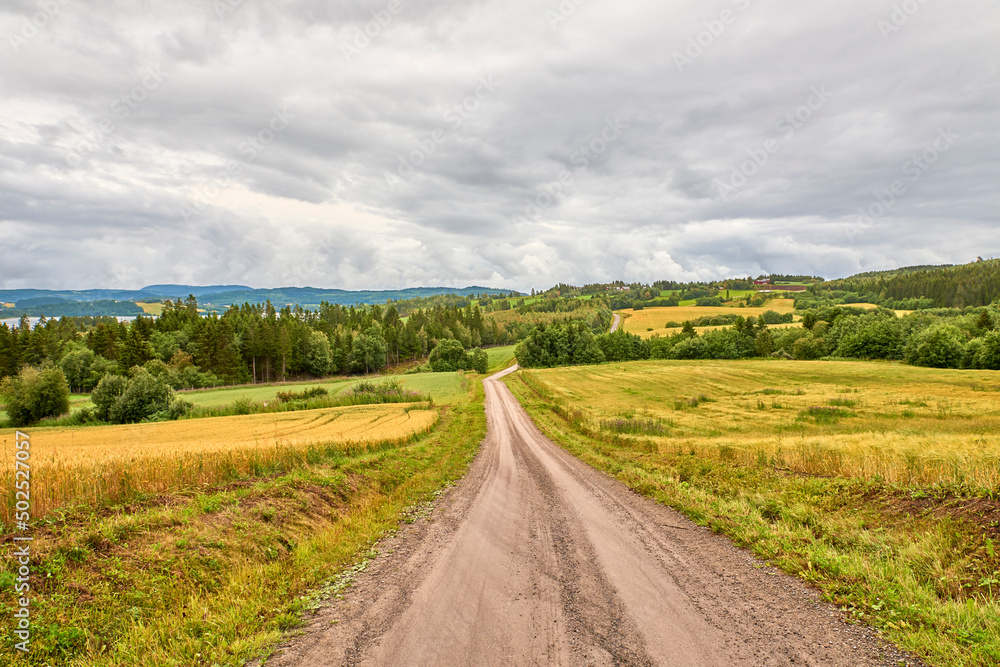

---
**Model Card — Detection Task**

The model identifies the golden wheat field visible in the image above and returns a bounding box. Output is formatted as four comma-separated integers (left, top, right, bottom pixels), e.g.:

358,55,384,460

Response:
517,359,1000,488
0,404,437,522
618,299,798,338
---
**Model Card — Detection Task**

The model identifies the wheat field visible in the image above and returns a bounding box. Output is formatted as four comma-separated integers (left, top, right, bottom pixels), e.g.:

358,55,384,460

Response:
518,359,1000,488
0,404,438,523
619,299,798,338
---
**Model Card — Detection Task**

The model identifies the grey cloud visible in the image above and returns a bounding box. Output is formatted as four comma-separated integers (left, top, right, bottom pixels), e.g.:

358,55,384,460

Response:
0,0,997,291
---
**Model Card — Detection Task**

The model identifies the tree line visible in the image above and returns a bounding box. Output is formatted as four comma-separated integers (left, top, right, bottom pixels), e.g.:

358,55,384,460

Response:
516,302,1000,370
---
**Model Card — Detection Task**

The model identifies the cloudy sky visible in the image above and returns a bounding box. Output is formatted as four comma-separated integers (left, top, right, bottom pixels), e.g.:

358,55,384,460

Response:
1,0,997,291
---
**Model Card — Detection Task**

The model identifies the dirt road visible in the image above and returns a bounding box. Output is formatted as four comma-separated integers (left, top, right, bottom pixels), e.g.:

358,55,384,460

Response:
261,367,917,666
610,313,621,332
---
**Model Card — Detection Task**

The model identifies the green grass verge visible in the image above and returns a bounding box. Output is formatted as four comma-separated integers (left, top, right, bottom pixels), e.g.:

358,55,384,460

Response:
0,381,486,666
504,371,1000,667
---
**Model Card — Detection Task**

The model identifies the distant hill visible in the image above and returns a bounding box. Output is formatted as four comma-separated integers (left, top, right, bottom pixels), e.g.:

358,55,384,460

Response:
825,259,1000,308
140,284,253,298
843,264,957,280
0,285,515,317
194,286,512,311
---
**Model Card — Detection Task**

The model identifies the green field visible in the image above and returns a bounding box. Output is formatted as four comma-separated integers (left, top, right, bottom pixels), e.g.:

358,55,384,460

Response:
178,372,468,407
2,373,470,428
505,359,1000,666
486,344,517,371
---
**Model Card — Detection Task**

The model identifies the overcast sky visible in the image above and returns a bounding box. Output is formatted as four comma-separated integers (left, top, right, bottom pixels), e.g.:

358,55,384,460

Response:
0,0,997,292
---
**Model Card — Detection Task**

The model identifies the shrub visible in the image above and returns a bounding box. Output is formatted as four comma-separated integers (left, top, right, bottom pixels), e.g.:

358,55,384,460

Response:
108,369,173,424
671,336,711,360
91,374,128,421
793,336,827,360
831,312,903,359
906,324,965,369
0,365,71,426
429,339,468,372
91,369,174,424
275,387,328,402
973,331,1000,370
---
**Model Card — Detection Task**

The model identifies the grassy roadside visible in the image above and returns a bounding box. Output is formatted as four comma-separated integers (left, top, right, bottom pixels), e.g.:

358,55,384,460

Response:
0,379,486,666
505,370,1000,667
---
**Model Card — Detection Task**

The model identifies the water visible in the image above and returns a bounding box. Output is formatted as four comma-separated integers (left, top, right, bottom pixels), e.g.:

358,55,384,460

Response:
0,316,137,329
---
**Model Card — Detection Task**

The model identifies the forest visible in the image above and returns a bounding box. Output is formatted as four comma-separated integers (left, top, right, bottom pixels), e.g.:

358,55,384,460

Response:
0,291,612,394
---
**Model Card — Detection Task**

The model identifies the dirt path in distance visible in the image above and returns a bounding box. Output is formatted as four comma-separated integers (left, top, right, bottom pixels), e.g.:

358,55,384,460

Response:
258,366,921,666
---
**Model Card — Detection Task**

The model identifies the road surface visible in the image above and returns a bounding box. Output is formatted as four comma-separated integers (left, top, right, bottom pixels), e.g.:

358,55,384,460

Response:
610,313,621,332
260,366,918,666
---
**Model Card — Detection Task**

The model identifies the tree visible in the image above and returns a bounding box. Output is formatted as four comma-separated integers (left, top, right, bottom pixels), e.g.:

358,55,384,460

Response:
0,365,71,426
754,328,774,357
429,339,467,372
974,310,994,335
91,374,128,421
304,330,333,376
469,348,489,374
118,327,155,371
351,329,387,374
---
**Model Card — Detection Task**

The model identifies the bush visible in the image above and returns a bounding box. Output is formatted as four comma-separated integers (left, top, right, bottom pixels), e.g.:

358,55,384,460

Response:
595,329,649,362
91,369,174,424
91,374,128,421
349,379,426,403
65,407,99,426
108,369,173,424
275,387,328,402
906,324,965,369
831,312,902,359
0,365,71,426
671,336,711,360
793,336,827,360
973,331,1000,370
429,339,468,372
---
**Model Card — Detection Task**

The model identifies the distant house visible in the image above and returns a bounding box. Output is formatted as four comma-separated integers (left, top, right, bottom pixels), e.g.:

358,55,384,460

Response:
753,279,771,285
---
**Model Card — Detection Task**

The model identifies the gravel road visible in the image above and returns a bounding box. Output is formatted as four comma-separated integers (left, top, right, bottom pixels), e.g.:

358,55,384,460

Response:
259,366,920,666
